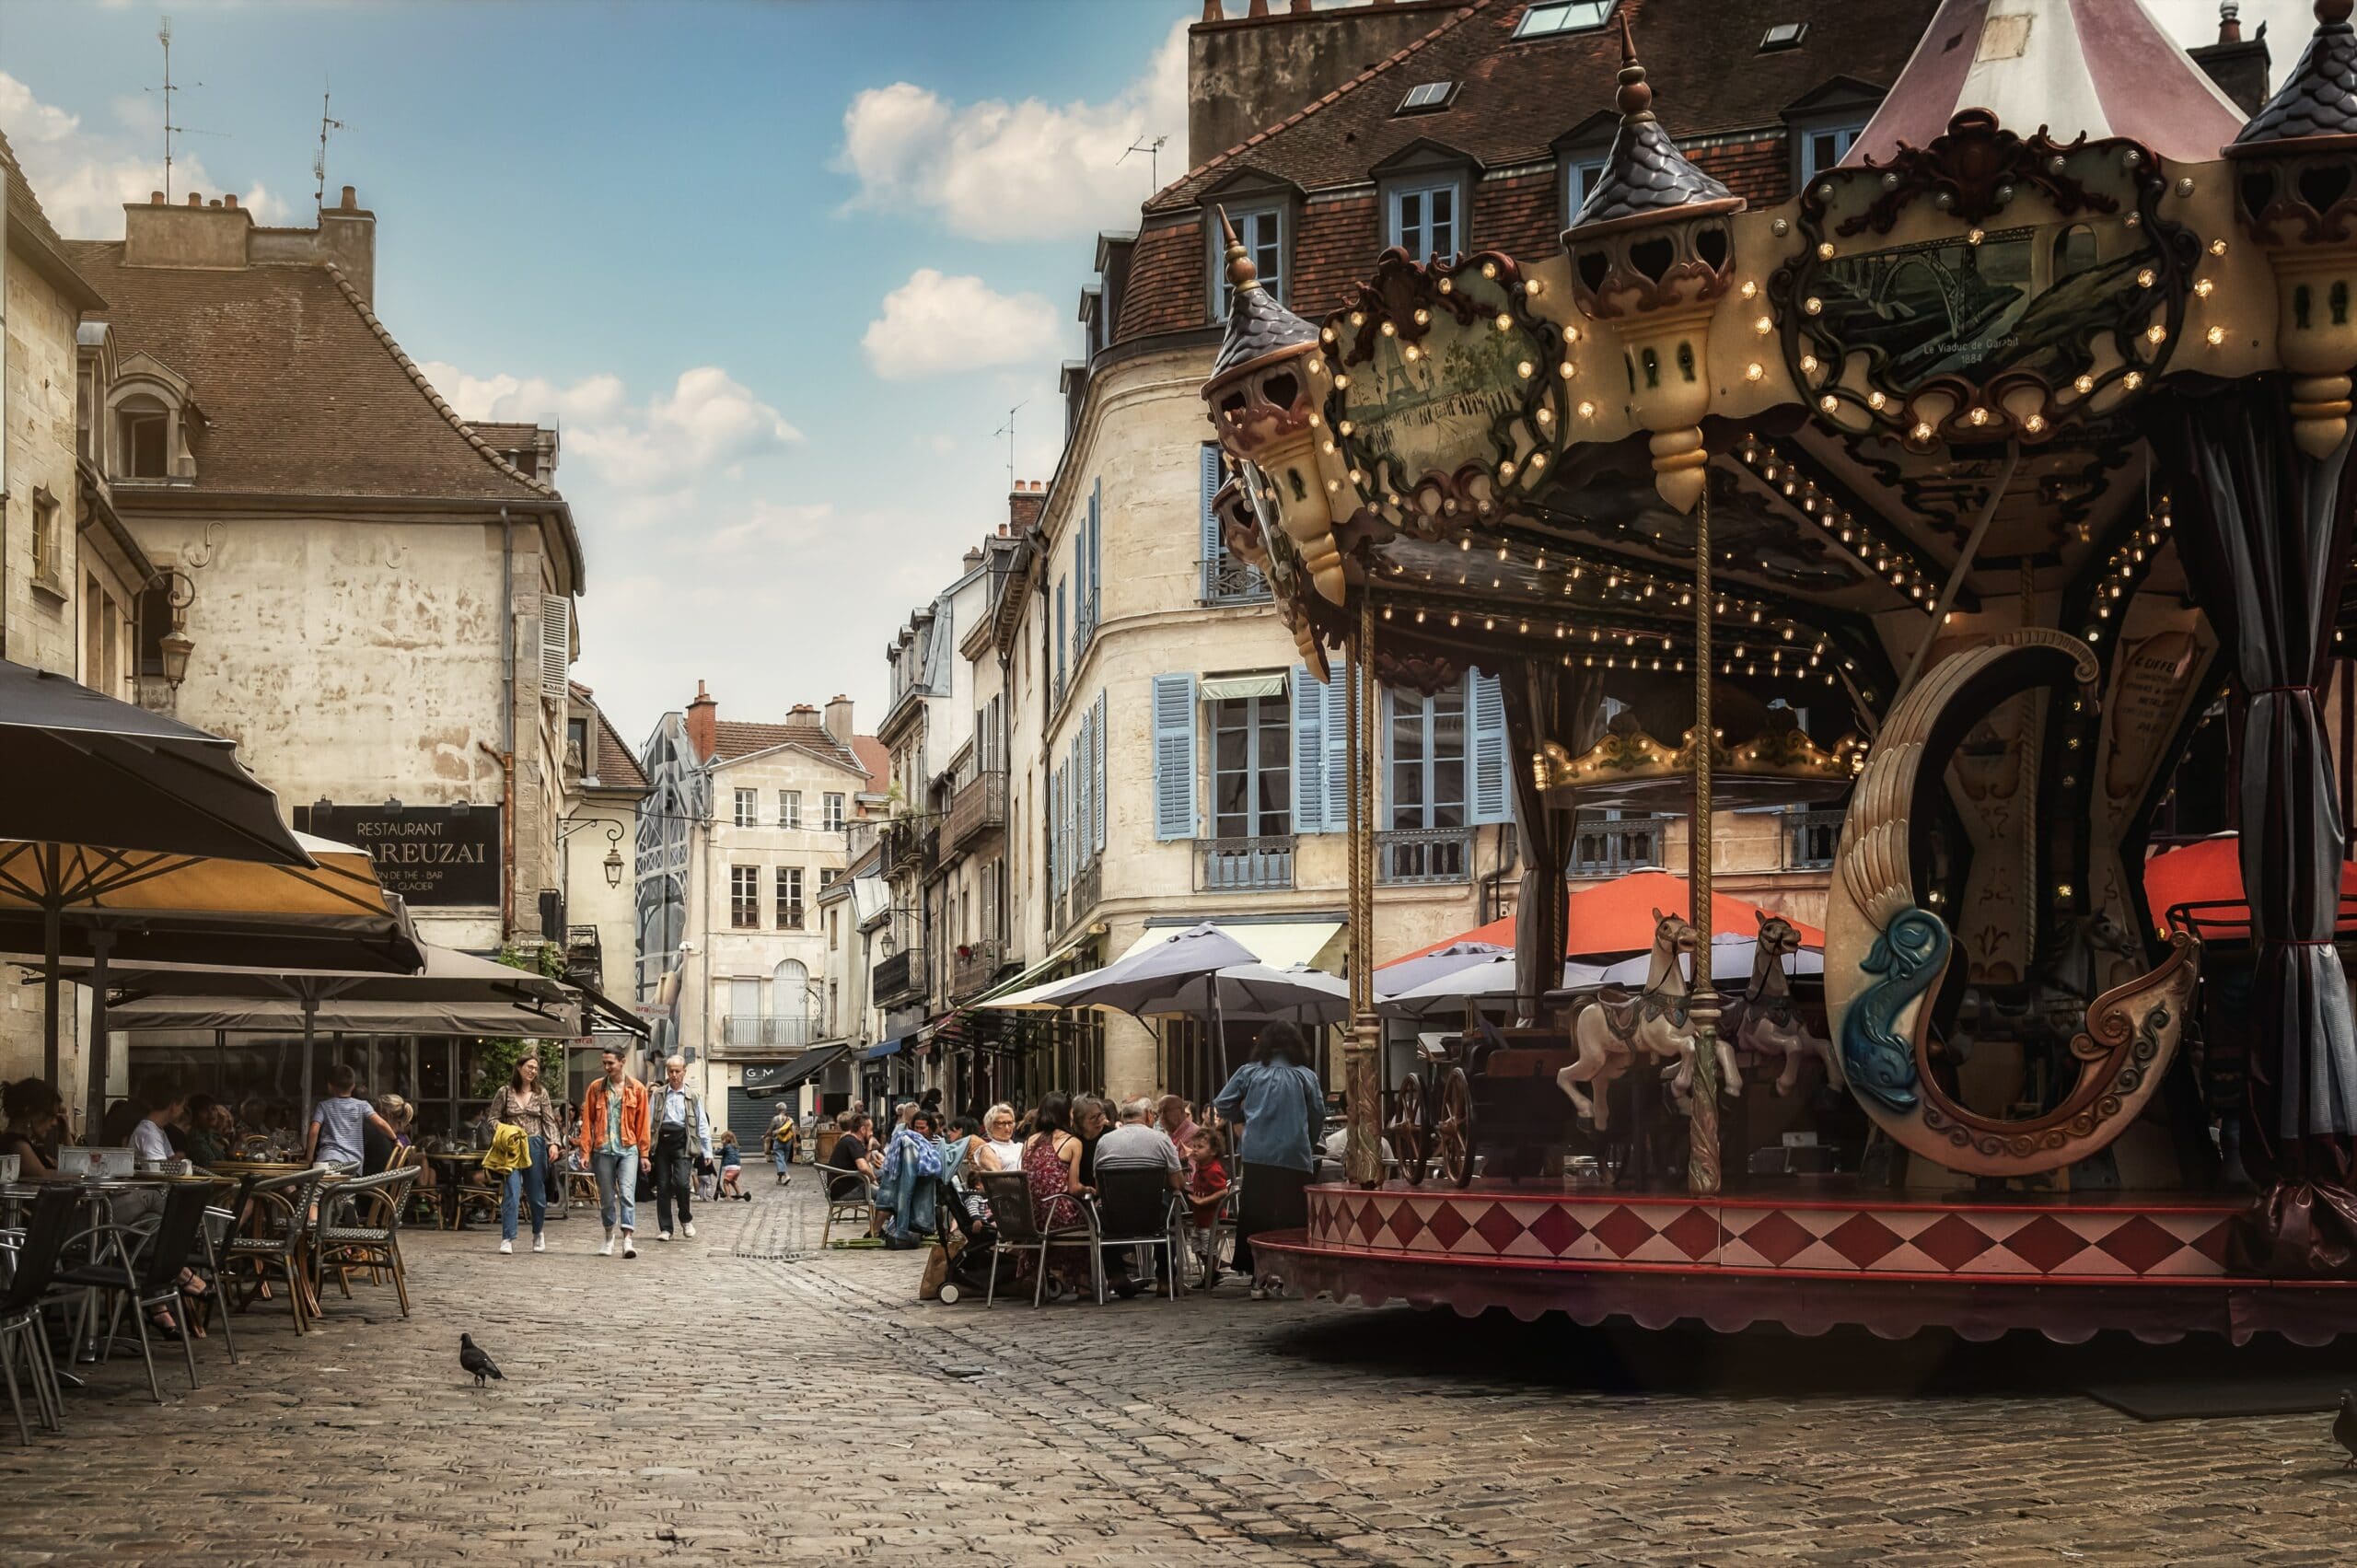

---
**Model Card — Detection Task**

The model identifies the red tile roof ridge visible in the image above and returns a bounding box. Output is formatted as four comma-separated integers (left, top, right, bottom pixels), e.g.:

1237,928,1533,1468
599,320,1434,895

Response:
592,708,652,792
319,261,556,501
1147,0,1495,215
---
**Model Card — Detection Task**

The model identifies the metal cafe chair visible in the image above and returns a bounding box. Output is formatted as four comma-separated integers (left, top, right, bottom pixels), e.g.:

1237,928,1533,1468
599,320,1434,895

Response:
1087,1167,1188,1303
53,1183,214,1402
182,1173,258,1364
226,1167,326,1335
974,1170,1096,1307
0,1188,76,1442
312,1167,420,1318
819,1164,877,1248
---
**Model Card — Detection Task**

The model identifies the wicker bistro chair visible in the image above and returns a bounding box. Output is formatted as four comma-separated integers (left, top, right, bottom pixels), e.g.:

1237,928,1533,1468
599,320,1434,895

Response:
312,1167,420,1318
226,1167,327,1335
183,1173,258,1364
52,1183,214,1403
973,1170,1098,1307
819,1163,877,1248
0,1188,76,1443
1086,1167,1188,1302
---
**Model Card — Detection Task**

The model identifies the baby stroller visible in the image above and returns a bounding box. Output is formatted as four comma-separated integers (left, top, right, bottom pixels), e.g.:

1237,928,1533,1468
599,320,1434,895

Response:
927,1176,1025,1304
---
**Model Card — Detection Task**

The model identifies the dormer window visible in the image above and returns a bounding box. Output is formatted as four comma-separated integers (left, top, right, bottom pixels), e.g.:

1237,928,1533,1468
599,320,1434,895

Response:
1760,22,1808,52
1375,144,1478,264
1388,180,1458,261
1211,203,1285,317
1516,0,1616,39
118,398,170,479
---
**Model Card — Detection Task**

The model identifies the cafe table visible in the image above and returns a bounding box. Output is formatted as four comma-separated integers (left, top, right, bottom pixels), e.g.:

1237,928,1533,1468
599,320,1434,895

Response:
0,1175,229,1366
420,1149,495,1230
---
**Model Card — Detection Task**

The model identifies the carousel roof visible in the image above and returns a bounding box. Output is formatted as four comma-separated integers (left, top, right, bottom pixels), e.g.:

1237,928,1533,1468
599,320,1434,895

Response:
1210,207,1320,378
2230,1,2357,153
1566,13,1739,238
1848,0,2246,169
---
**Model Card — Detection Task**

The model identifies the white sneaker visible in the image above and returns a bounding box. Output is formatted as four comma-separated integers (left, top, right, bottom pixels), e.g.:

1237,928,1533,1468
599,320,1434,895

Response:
532,1235,546,1254
657,1230,672,1242
683,1222,696,1239
1249,1283,1267,1302
498,1238,513,1256
598,1229,615,1257
621,1232,637,1258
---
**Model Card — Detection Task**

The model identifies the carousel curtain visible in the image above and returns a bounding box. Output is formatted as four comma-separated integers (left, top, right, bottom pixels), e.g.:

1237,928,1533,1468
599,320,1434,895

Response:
2161,383,2357,1272
1502,665,1604,1022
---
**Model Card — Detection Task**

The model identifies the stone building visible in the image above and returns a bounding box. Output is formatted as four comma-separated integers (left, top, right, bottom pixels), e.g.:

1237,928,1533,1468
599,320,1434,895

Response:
633,684,886,1143
554,680,650,1093
64,188,584,960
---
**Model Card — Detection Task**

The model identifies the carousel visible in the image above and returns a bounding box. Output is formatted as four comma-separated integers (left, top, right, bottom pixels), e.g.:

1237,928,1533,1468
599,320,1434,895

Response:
1199,0,2357,1342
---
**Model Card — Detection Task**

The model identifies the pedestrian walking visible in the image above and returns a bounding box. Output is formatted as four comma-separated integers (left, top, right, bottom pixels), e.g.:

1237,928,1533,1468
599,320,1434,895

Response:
580,1046,650,1258
650,1053,712,1242
486,1054,564,1256
764,1104,798,1183
307,1063,397,1177
1212,1021,1325,1300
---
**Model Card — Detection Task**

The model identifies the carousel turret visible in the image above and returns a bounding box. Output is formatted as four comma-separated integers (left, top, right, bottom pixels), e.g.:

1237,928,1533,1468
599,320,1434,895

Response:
1560,15,1743,513
2225,0,2357,458
1202,208,1347,603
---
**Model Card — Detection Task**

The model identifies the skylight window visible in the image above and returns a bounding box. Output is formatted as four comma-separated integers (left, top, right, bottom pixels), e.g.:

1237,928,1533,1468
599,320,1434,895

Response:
1397,80,1456,115
1760,22,1808,52
1515,0,1617,39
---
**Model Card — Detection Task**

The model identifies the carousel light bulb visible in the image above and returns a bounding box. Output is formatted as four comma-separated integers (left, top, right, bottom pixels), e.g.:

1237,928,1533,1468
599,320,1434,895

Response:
1333,373,1350,389
1910,421,1933,441
1403,344,1422,362
1349,469,1364,484
1481,261,1497,279
1526,278,1544,297
2025,413,2047,434
1528,452,1546,471
2210,238,2228,256
2195,278,2215,298
1800,354,1820,375
1339,419,1354,435
1967,228,1985,246
1320,326,1336,342
1740,280,1759,299
2206,326,2225,345
1450,613,1460,627
1817,241,1836,260
1379,319,1397,337
1747,362,1765,381
2074,374,2095,394
1322,439,1337,454
1499,459,1517,480
1537,407,1553,426
1485,618,1495,631
1460,537,1472,551
2146,323,2167,344
2138,268,2156,288
1804,296,1823,315
1383,606,1393,620
1820,394,1840,413
1415,610,1425,622
2124,371,2144,389
1413,308,1431,325
1578,401,1596,418
1867,390,1887,410
1327,478,1341,492
1517,360,1535,378
1968,406,1990,425
1755,315,1773,334
1439,277,1454,295
1496,313,1515,332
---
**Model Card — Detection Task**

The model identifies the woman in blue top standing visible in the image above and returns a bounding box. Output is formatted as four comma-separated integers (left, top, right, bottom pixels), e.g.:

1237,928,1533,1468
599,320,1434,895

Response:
1212,1021,1325,1300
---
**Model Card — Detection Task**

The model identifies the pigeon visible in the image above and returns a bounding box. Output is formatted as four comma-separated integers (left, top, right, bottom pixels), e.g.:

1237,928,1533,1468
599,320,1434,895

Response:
459,1333,504,1389
2336,1389,2357,1469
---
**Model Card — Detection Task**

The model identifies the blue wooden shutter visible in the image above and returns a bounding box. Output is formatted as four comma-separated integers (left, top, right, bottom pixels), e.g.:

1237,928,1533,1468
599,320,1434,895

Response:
1152,672,1198,840
1291,665,1327,834
1093,691,1108,853
1199,445,1223,601
1077,719,1093,864
1469,670,1512,824
1055,577,1068,693
1088,480,1103,631
1327,675,1353,834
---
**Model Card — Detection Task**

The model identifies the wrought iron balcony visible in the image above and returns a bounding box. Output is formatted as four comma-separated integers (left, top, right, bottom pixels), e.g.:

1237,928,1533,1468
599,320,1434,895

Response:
1569,813,1669,878
1378,826,1472,886
717,1014,823,1054
1202,546,1272,607
1784,807,1843,870
951,938,1004,1000
562,923,603,992
946,771,1007,852
1197,835,1295,891
873,946,925,1005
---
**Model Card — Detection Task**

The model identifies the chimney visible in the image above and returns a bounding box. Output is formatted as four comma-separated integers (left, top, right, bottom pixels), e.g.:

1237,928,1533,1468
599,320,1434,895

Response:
124,189,257,270
315,188,377,309
1188,0,1447,168
1008,481,1047,536
824,694,855,748
2218,0,2241,43
187,192,203,206
223,193,237,209
686,680,718,761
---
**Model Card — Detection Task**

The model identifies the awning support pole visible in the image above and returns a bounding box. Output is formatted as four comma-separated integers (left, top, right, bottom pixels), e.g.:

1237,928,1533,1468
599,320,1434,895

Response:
81,925,112,1141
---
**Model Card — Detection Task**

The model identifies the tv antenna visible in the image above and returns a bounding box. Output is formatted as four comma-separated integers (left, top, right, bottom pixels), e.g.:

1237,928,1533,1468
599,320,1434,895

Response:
991,401,1028,490
147,17,223,204
1119,134,1167,191
313,87,348,211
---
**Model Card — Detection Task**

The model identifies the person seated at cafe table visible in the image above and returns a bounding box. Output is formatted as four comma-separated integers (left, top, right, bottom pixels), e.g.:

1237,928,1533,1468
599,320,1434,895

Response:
129,1080,186,1168
363,1094,413,1176
183,1094,229,1167
3,1076,64,1178
307,1063,399,1176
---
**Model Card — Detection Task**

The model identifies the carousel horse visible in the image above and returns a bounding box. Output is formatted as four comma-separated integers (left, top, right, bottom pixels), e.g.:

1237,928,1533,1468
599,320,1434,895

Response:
1559,910,1702,1131
1734,911,1839,1096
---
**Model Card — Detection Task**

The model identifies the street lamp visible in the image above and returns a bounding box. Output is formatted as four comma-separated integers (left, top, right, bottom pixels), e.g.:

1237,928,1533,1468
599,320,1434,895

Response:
603,843,624,888
157,627,194,689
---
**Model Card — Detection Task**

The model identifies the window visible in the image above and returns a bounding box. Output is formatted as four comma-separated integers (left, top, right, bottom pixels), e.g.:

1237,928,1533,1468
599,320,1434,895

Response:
729,866,760,929
1564,151,1610,225
1800,122,1865,183
116,398,169,479
819,866,840,888
829,909,840,951
1214,204,1283,316
1212,693,1291,840
1396,81,1455,116
1201,443,1269,605
776,866,804,929
29,489,60,589
733,787,757,828
1388,180,1457,261
823,793,846,830
779,790,801,829
1388,687,1469,830
565,716,589,774
826,980,839,1033
1760,21,1807,51
1516,0,1616,38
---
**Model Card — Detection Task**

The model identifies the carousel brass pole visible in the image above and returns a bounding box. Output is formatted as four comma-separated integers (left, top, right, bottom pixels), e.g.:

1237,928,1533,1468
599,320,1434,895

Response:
1688,482,1723,1195
1346,591,1384,1187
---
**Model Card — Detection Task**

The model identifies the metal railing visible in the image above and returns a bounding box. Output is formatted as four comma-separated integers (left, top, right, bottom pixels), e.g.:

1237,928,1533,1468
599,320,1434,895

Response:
1202,545,1272,606
1378,826,1472,886
946,771,1007,851
1197,835,1295,891
950,938,1004,1000
881,818,935,875
1569,813,1669,878
873,946,925,1004
1784,807,1843,870
718,1014,822,1051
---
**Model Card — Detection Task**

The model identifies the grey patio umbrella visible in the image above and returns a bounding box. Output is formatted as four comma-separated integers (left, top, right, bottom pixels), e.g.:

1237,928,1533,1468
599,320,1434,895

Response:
1373,941,1510,1000
1152,963,1350,1027
1598,933,1825,989
1378,953,1613,1021
1027,923,1261,1016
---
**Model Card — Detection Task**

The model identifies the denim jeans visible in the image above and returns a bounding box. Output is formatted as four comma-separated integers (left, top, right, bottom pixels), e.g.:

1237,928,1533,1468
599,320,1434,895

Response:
592,1146,639,1232
771,1143,792,1177
501,1134,549,1242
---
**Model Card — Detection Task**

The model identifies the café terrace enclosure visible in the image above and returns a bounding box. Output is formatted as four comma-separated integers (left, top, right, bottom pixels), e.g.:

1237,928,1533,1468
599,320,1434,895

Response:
1201,1,2357,1340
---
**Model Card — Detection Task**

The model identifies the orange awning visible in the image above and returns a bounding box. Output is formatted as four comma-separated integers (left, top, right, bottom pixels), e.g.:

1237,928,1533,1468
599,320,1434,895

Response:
2142,833,2357,937
1386,869,1824,965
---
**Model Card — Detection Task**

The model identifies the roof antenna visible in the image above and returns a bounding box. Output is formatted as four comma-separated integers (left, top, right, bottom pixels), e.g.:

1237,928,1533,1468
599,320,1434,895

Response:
992,401,1028,491
146,17,223,204
1119,134,1167,191
313,85,348,213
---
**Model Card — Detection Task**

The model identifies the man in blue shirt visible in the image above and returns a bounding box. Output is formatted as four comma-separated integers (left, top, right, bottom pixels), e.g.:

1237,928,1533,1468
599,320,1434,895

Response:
651,1053,712,1242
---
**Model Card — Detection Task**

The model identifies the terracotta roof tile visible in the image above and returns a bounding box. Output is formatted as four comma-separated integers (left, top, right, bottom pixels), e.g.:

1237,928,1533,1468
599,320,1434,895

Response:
1113,219,1207,341
852,736,890,796
62,239,556,505
592,710,650,793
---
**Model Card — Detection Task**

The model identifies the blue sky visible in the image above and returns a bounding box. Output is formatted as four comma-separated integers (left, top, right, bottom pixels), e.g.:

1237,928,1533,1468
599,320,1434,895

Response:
0,0,2303,743
1,0,1188,742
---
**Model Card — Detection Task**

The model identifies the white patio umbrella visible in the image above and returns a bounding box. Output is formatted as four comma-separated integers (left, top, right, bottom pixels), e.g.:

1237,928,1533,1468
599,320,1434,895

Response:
1151,962,1349,1027
1377,953,1613,1021
1597,932,1825,989
1373,941,1509,999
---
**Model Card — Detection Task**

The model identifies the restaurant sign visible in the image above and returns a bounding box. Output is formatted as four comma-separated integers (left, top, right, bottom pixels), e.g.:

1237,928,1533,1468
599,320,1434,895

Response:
299,802,502,906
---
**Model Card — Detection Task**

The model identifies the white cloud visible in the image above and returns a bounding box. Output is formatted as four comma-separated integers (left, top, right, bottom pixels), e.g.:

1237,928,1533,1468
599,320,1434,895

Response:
838,18,1186,240
862,269,1061,380
0,71,287,236
702,500,836,555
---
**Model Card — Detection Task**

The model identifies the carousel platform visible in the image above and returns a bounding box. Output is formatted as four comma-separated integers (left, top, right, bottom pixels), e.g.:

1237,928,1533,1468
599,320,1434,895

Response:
1253,1181,2357,1344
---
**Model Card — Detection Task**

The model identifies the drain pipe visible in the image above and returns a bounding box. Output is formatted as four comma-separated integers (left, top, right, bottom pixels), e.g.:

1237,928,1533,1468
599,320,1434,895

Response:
482,506,517,938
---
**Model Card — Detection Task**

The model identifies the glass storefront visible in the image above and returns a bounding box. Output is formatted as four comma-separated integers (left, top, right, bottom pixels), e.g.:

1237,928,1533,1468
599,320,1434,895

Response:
124,1029,552,1138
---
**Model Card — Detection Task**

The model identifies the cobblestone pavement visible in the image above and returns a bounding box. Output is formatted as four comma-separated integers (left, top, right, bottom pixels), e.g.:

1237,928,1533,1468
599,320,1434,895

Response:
6,1176,2356,1565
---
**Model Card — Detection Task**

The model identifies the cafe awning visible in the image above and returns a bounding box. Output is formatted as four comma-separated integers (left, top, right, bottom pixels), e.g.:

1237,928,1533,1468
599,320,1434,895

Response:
967,933,1101,1011
741,1044,848,1098
864,1036,908,1062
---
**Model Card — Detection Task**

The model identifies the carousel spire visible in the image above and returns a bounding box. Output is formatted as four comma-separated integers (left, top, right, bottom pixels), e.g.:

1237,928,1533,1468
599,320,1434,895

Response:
1211,203,1320,378
2229,0,2357,153
1563,18,1736,239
